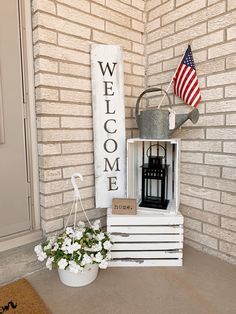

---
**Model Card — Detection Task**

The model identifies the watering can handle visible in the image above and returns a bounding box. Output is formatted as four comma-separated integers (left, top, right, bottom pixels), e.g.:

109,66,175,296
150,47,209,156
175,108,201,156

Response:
135,87,172,116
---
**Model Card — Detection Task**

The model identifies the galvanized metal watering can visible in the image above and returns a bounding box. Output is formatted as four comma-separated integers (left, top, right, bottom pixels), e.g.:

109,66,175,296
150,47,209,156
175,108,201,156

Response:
135,87,199,139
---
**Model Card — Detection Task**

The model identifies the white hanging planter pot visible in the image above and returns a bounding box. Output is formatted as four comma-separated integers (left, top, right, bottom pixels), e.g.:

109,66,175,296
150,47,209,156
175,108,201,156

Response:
58,264,99,287
35,173,113,288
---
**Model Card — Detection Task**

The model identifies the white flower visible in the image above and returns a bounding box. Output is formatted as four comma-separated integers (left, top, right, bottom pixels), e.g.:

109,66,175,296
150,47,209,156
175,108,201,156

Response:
38,251,47,262
63,238,72,246
34,244,43,255
74,230,83,240
61,238,72,252
78,221,85,228
67,242,81,254
52,242,59,251
96,232,105,241
44,243,52,251
68,261,82,274
61,245,67,253
106,253,112,260
58,258,68,270
99,260,108,269
66,227,75,236
103,240,112,250
81,254,92,266
93,219,101,230
91,242,102,252
48,236,56,245
46,257,54,270
34,244,47,261
94,252,103,263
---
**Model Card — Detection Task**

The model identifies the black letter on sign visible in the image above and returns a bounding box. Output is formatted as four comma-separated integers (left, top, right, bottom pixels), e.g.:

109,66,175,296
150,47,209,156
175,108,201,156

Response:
104,119,117,134
104,81,114,96
104,157,120,172
97,62,117,76
104,139,117,153
108,176,118,191
105,100,115,114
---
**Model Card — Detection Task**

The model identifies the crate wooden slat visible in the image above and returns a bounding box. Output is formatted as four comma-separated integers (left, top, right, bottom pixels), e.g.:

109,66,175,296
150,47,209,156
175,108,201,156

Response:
112,242,183,251
109,259,183,267
108,213,183,226
107,208,183,267
111,251,182,259
112,233,183,242
109,226,183,234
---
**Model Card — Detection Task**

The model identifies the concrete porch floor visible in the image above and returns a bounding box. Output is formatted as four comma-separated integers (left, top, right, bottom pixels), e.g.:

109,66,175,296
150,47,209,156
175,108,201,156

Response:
27,245,236,314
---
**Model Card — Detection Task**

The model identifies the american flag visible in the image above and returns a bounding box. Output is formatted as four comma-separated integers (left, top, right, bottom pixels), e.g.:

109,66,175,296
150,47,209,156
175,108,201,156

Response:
173,45,201,107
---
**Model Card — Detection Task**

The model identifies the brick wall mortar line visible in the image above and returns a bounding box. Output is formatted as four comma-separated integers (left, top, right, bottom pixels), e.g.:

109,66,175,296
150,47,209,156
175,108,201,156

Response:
186,228,224,247
56,2,144,30
184,229,218,248
160,2,229,29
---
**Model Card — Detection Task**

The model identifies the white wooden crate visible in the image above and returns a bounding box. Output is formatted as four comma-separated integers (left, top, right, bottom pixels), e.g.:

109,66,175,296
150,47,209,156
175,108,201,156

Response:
127,138,181,215
107,208,184,267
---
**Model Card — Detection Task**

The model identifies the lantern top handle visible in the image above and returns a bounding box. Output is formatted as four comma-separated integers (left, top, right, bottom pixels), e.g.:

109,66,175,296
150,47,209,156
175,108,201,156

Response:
146,144,166,158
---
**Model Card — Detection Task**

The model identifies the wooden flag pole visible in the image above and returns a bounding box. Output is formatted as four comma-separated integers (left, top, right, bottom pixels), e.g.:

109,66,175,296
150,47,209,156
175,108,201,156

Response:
157,76,174,109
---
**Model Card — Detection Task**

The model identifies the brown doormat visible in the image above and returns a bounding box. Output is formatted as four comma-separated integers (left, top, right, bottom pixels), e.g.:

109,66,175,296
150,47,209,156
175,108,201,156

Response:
0,278,51,314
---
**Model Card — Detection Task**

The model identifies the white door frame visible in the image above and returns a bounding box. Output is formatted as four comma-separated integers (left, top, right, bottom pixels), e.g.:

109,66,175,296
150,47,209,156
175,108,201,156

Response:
0,0,41,251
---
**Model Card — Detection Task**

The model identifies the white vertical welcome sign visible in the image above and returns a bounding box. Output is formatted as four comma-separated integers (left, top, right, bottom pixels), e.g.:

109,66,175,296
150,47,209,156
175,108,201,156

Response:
91,44,126,208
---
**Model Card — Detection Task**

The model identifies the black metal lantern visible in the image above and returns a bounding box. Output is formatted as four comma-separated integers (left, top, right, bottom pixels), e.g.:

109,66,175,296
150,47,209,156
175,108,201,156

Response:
139,144,169,210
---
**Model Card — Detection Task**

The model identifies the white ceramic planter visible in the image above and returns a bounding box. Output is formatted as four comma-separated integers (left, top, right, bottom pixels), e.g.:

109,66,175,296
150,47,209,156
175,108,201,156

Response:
58,264,99,287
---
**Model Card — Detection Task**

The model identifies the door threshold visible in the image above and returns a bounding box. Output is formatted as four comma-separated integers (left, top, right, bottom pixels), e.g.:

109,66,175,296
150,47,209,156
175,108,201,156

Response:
0,229,43,253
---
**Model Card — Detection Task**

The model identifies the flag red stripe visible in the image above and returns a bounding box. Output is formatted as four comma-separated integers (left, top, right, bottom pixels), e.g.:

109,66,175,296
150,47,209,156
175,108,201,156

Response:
174,64,185,96
185,81,198,104
174,64,183,95
176,66,189,97
184,76,197,103
194,94,201,107
173,64,183,94
191,92,201,107
180,69,194,99
182,77,194,100
190,86,201,105
188,82,199,104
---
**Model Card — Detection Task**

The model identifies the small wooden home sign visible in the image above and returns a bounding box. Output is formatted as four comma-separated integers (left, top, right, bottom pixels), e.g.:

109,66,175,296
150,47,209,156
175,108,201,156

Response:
112,198,137,215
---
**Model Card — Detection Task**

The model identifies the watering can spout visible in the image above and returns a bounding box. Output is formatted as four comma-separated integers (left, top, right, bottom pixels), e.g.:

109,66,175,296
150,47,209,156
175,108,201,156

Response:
174,108,199,131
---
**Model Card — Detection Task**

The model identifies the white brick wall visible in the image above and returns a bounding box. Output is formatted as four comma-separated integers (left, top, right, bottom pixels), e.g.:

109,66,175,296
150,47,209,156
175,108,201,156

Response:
146,0,236,264
33,0,145,233
33,0,236,264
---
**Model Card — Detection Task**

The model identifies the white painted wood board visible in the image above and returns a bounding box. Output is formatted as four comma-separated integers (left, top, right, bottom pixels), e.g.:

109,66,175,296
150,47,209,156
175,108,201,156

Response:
111,233,183,242
112,242,183,250
108,225,183,234
109,259,183,267
111,251,182,259
91,44,126,208
107,213,183,226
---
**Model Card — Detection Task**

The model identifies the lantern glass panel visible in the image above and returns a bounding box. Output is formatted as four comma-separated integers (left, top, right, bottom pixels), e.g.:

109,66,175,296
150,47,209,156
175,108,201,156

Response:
139,143,169,210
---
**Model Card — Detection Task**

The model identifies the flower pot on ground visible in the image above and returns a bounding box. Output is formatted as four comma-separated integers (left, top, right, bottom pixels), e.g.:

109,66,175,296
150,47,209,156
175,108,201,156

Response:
34,220,113,287
58,264,99,287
